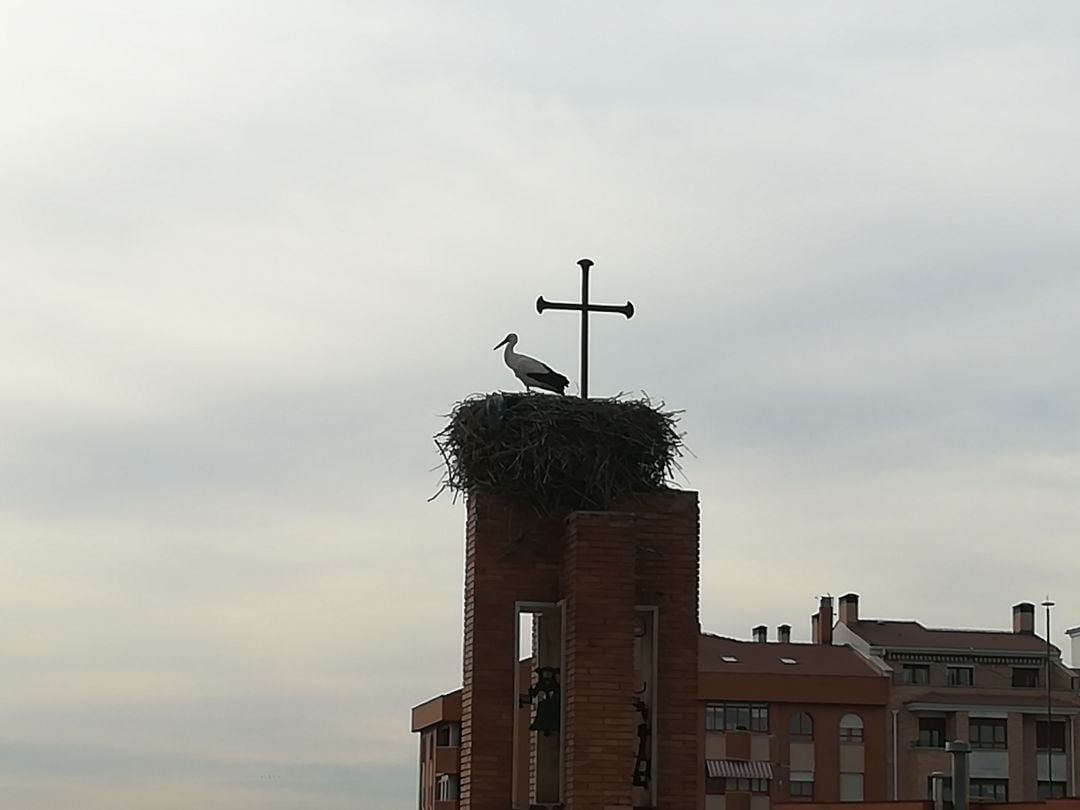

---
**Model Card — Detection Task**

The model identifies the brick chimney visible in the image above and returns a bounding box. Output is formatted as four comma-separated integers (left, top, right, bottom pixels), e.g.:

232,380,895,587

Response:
1013,602,1035,634
752,624,767,643
778,624,791,644
812,596,833,644
839,593,860,625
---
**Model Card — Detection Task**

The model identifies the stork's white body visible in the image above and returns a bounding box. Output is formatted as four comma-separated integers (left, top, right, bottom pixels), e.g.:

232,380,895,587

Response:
493,333,569,394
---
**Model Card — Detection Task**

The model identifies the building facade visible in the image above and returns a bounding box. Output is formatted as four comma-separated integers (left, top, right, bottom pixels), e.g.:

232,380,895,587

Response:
700,624,890,810
411,690,464,810
833,595,1080,803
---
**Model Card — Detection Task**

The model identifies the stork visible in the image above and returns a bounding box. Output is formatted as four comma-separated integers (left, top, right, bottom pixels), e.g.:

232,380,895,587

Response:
493,333,569,394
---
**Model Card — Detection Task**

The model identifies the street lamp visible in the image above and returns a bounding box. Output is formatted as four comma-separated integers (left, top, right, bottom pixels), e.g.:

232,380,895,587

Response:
1042,598,1055,794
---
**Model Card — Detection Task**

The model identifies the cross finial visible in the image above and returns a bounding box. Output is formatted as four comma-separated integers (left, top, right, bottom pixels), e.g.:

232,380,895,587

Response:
536,258,634,398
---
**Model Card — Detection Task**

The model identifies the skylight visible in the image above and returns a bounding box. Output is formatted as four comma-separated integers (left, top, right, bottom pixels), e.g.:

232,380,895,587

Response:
780,657,798,665
721,655,739,663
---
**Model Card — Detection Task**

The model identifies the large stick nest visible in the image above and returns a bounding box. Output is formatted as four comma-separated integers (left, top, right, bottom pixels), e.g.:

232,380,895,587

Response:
433,392,685,513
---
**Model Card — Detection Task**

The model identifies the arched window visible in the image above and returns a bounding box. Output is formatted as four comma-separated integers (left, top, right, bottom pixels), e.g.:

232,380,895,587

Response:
789,712,813,738
840,713,864,743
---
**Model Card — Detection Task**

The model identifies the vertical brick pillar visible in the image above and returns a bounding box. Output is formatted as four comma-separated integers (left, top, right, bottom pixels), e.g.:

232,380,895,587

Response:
561,512,639,809
631,491,702,810
460,494,560,810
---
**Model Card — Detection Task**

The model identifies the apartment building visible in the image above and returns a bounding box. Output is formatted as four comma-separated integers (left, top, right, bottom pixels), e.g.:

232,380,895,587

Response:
701,625,890,809
833,595,1080,803
411,690,463,810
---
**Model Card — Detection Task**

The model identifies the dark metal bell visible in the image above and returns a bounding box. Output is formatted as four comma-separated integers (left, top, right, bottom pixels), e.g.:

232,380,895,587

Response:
633,759,650,787
530,697,561,736
525,666,561,737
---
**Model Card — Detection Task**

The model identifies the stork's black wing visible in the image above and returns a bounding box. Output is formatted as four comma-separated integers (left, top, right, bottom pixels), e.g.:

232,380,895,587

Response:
525,367,569,394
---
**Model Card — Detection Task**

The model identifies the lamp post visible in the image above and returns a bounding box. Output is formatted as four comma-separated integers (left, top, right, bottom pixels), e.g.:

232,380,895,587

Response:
1042,598,1055,794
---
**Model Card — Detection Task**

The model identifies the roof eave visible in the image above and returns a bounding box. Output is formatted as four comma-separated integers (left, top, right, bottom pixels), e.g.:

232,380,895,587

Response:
906,701,1080,716
864,643,1058,658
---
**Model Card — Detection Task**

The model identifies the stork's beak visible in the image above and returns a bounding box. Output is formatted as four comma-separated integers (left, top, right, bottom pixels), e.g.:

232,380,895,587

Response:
493,336,510,350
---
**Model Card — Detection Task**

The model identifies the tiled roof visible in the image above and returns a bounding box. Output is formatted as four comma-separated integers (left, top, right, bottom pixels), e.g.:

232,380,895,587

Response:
699,635,882,677
844,620,1058,654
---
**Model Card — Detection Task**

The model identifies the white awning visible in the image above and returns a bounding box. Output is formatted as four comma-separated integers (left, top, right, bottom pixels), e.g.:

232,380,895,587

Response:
706,759,774,780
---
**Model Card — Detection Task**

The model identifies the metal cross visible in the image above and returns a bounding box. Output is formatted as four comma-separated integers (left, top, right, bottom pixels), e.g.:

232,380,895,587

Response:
536,258,634,398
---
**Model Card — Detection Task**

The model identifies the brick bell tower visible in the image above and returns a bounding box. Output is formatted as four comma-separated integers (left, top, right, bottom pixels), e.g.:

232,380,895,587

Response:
459,489,702,810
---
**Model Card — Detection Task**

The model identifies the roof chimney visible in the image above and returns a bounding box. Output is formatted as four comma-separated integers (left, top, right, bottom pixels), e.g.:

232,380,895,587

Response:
778,624,791,644
1013,602,1035,634
814,596,833,645
752,624,767,643
839,593,860,625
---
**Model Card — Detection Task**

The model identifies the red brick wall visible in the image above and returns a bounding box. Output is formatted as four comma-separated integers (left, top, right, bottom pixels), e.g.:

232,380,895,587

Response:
460,490,701,810
460,495,562,810
761,702,889,803
561,512,638,808
628,492,703,809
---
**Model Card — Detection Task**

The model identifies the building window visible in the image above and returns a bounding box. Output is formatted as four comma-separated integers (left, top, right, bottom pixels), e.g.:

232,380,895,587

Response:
790,712,814,739
1012,667,1040,687
705,702,769,732
903,664,930,685
969,718,1007,750
790,773,814,801
706,777,770,794
840,773,865,802
1038,781,1067,799
435,723,460,747
947,666,974,686
917,717,946,748
970,779,1008,801
435,774,460,801
839,713,864,743
750,705,769,731
705,704,722,730
727,778,770,793
1037,719,1067,752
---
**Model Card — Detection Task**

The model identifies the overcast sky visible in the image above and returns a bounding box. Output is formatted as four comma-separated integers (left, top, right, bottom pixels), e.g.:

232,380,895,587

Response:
3,2,1080,807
